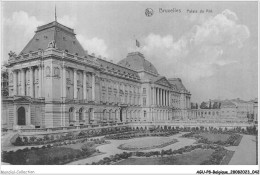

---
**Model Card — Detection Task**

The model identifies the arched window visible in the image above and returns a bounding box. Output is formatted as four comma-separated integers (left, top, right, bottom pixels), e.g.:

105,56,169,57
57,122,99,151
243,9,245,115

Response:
79,108,84,121
69,107,75,124
17,107,26,125
144,111,147,118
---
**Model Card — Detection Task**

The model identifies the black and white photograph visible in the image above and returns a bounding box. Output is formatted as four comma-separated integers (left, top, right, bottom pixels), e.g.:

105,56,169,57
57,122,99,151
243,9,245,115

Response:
0,0,259,174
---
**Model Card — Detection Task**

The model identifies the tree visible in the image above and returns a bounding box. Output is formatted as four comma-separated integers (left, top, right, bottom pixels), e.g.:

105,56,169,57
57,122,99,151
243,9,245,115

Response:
212,102,218,109
200,102,208,109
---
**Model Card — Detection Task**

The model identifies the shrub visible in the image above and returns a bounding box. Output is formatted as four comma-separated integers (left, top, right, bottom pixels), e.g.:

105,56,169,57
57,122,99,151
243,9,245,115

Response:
14,137,24,146
43,135,50,141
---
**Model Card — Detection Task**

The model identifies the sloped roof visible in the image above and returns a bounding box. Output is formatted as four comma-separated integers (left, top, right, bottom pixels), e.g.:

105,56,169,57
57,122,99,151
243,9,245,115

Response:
97,58,140,81
231,98,247,103
117,52,159,75
168,78,188,92
151,76,172,88
20,21,86,57
221,100,236,108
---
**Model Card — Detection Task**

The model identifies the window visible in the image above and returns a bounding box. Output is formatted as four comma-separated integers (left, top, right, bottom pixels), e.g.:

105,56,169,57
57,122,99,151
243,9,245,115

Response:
143,97,146,106
46,66,51,76
79,108,83,121
143,88,146,94
54,67,60,77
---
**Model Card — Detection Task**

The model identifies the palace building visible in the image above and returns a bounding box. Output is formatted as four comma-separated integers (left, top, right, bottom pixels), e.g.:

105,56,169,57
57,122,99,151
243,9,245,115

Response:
2,20,191,130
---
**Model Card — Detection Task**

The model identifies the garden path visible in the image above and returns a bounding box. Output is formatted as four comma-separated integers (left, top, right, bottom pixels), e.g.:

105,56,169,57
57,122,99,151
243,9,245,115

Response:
225,135,257,165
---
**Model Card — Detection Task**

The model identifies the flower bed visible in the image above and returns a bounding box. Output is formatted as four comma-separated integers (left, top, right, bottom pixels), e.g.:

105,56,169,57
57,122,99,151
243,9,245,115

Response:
88,144,231,165
12,126,132,146
118,137,178,151
182,131,243,146
2,138,108,165
105,130,179,140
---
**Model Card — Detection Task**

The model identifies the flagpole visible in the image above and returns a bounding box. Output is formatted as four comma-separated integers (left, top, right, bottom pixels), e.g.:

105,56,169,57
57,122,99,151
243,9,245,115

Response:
133,34,136,52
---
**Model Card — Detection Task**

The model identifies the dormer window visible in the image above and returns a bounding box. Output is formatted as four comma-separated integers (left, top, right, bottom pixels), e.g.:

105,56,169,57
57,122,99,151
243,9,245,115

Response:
35,38,39,41
73,41,76,44
75,53,78,56
65,49,68,53
44,36,48,39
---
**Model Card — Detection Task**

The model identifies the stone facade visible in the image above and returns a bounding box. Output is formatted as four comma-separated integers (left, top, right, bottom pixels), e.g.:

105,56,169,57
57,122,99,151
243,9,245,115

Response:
2,21,191,130
190,99,257,123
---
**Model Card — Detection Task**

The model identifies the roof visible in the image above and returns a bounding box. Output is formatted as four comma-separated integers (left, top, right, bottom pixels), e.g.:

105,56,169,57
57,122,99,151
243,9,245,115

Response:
168,78,189,93
97,58,140,81
117,52,159,75
20,21,87,57
150,76,172,88
221,100,236,108
231,98,247,103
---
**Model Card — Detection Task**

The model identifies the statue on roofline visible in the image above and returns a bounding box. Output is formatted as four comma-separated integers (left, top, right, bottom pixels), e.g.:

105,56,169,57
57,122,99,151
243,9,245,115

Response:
48,40,56,48
8,51,17,58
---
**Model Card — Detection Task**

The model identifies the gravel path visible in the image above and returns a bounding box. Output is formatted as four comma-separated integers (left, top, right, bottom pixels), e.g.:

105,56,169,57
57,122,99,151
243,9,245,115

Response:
67,133,196,165
225,135,257,165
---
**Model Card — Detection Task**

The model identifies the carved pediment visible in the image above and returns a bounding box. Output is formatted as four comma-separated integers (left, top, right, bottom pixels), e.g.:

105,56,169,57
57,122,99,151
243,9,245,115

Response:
14,96,32,103
154,77,172,87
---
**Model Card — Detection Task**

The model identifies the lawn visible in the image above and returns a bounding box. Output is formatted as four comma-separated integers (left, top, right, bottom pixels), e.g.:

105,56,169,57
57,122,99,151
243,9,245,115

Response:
118,137,178,151
115,148,214,165
5,147,82,165
196,133,231,142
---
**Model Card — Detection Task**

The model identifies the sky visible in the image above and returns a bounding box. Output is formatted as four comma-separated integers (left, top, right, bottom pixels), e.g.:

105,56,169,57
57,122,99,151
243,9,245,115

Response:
1,1,258,103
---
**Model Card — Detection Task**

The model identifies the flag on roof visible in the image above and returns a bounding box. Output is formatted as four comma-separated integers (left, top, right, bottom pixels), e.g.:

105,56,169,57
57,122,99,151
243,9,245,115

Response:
136,39,140,47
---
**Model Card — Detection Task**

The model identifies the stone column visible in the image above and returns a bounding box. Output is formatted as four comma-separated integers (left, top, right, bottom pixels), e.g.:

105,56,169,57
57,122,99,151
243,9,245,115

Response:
157,88,159,106
164,90,166,106
160,89,163,106
163,89,165,106
38,66,42,98
83,71,87,100
92,73,95,101
73,69,77,99
13,70,17,96
168,91,171,106
166,90,168,106
21,68,25,96
29,67,34,98
155,88,158,105
153,87,156,105
166,91,168,106
62,65,67,99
